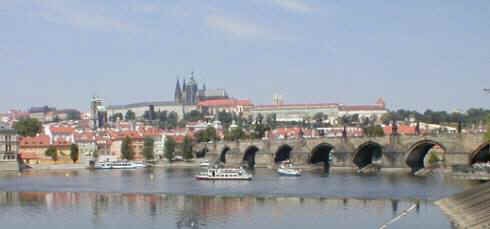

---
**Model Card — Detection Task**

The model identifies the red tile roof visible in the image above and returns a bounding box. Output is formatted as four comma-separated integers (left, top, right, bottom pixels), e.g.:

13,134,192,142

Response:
19,135,50,146
384,125,416,135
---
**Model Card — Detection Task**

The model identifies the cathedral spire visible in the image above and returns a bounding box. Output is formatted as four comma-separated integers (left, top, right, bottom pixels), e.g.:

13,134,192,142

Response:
174,78,182,103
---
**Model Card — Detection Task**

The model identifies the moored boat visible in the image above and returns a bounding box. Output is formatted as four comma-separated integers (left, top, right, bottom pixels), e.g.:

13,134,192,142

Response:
200,160,211,167
94,160,145,169
277,161,301,176
196,167,252,180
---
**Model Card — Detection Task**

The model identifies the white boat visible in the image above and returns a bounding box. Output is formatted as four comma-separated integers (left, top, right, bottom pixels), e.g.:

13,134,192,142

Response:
94,160,145,169
196,167,252,180
200,160,211,167
277,162,301,176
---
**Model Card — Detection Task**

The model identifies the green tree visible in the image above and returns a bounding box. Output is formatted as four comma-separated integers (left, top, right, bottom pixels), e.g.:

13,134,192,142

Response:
313,112,324,124
217,111,233,127
110,113,124,122
185,110,203,122
45,147,58,162
266,113,277,129
70,144,79,163
167,111,178,129
230,127,246,141
121,137,134,160
143,137,155,161
13,117,43,137
164,136,177,162
66,111,81,120
125,110,136,121
363,125,385,137
182,136,193,160
195,127,218,143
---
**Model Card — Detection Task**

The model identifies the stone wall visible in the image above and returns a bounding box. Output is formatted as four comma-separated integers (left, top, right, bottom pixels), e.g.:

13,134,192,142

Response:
196,134,486,170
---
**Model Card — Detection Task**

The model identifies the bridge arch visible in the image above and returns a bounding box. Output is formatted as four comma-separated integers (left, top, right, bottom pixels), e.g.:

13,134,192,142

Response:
353,141,383,169
274,144,293,163
405,140,446,172
310,143,335,172
242,145,259,168
470,143,490,165
219,146,231,164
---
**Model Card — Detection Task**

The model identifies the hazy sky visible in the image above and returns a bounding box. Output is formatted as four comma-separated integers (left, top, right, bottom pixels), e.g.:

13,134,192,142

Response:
1,0,489,112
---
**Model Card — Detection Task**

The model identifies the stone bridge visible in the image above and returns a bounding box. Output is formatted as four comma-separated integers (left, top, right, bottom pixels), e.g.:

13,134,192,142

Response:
196,134,490,173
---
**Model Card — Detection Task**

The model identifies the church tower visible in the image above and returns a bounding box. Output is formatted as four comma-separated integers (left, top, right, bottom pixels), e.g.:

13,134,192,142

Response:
174,79,182,104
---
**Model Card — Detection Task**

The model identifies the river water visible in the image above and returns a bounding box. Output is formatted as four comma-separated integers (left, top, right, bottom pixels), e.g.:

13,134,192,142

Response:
0,168,478,228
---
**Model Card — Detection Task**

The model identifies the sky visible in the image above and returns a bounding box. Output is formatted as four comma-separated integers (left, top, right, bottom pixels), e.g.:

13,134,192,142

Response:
1,0,489,113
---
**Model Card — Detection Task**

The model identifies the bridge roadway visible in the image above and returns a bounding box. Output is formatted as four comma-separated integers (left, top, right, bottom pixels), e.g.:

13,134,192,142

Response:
196,134,489,173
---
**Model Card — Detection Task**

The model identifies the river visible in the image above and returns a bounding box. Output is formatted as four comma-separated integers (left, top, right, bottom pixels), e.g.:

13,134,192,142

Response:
0,168,478,228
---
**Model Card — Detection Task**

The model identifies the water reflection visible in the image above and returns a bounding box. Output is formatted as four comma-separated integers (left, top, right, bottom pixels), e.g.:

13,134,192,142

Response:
0,192,449,229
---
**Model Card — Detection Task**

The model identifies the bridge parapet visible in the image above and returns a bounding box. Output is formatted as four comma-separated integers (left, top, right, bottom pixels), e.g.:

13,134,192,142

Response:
195,134,486,170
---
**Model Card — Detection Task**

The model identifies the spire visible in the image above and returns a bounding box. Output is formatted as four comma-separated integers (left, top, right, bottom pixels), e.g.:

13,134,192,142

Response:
174,78,182,103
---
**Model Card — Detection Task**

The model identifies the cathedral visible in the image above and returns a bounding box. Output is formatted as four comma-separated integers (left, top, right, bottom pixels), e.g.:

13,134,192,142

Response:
174,73,228,105
174,73,201,105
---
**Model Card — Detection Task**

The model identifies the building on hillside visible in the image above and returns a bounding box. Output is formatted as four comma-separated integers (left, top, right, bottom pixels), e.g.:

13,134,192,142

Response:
249,98,388,124
29,106,56,122
0,123,19,171
75,132,96,159
107,75,228,120
107,101,196,121
198,99,253,116
109,131,144,160
338,98,387,122
250,103,340,123
48,127,75,144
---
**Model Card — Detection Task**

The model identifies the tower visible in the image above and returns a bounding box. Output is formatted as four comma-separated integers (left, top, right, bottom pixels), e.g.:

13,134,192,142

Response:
175,79,182,104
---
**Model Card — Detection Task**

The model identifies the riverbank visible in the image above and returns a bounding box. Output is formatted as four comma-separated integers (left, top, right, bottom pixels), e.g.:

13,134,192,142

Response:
436,181,490,229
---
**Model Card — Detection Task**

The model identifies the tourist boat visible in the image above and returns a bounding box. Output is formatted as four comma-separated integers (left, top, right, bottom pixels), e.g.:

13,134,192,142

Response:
195,167,252,180
94,160,145,169
277,161,301,176
200,160,211,167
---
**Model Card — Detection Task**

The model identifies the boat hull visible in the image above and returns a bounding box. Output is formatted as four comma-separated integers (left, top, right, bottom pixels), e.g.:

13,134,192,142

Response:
277,169,301,176
195,176,252,181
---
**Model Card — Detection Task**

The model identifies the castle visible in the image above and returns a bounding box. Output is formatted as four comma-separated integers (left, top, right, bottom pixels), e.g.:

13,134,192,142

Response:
174,73,228,105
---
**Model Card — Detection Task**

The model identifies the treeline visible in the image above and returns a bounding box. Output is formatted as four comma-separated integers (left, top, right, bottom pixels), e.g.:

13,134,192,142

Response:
382,108,490,126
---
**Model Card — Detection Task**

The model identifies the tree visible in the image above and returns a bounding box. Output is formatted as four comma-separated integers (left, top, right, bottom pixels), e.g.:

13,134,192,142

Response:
230,127,246,141
45,147,58,162
363,125,385,137
195,127,218,143
266,113,277,129
167,111,178,129
66,111,81,121
256,113,264,124
125,110,136,121
13,117,42,137
182,136,193,160
110,113,123,122
70,144,79,163
185,110,203,122
143,137,155,161
217,111,233,127
164,136,177,162
121,137,135,160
